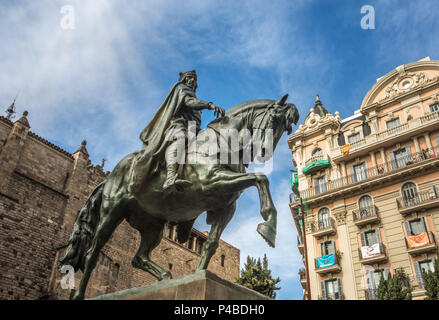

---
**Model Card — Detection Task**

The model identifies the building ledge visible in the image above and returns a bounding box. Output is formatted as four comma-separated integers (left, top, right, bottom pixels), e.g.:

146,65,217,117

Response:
315,264,342,275
359,253,388,265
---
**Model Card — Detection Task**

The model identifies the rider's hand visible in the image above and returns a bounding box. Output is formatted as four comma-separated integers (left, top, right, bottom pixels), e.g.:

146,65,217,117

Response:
209,103,225,118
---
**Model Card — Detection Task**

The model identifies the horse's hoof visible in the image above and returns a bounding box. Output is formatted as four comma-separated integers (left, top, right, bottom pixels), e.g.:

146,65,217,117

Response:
257,222,276,248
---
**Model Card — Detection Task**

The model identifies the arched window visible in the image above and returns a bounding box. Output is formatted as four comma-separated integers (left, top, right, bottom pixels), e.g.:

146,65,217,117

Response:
318,207,331,229
359,195,373,209
402,182,419,206
312,148,323,157
358,195,373,218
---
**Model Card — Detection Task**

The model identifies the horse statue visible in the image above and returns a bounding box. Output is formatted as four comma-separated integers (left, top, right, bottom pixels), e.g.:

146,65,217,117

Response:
59,94,299,300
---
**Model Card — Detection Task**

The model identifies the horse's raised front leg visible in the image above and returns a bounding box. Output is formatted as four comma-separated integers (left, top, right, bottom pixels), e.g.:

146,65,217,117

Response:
205,170,277,247
197,203,236,270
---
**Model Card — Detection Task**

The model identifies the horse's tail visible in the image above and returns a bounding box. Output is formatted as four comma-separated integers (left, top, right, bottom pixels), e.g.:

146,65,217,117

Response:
58,181,105,272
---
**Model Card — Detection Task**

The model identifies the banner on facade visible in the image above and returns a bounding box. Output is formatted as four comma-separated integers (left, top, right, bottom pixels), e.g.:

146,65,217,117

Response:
407,232,430,248
361,243,381,259
317,254,335,268
341,144,350,155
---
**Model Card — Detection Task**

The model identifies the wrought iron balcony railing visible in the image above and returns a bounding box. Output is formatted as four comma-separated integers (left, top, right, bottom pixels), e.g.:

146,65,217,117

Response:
353,205,379,222
318,292,345,300
396,185,439,210
364,288,378,300
295,146,439,200
311,217,334,233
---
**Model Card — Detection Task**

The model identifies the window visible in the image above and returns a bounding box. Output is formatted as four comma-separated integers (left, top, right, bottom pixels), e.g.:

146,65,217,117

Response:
168,263,173,270
401,182,419,206
348,132,361,144
197,239,204,254
359,195,373,210
314,176,327,195
167,224,174,239
386,117,401,130
317,207,331,229
419,260,435,273
351,162,367,183
362,229,380,246
366,269,390,295
312,148,323,157
414,259,436,288
405,217,427,236
390,147,412,169
221,255,225,267
321,278,343,300
321,240,335,256
430,103,439,113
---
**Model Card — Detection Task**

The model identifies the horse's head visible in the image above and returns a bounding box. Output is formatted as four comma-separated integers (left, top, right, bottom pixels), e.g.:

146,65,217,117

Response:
253,94,299,161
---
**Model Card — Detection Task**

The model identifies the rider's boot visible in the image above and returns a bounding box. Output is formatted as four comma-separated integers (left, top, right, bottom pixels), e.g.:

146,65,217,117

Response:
163,162,192,192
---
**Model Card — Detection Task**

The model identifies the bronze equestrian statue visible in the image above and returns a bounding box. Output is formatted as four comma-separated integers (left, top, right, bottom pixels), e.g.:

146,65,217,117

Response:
59,70,299,300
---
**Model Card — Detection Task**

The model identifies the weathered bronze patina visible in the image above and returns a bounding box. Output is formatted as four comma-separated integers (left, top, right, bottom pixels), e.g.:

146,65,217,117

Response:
59,70,299,300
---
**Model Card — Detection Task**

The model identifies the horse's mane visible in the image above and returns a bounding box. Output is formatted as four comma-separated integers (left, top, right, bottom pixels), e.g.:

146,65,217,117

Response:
208,99,275,127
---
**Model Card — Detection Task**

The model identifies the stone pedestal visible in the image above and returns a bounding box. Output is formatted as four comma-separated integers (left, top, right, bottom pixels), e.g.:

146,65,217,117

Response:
90,270,272,300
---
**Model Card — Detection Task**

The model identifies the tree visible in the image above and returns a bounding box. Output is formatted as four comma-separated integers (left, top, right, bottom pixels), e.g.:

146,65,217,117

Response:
422,252,439,300
377,269,412,300
235,254,281,299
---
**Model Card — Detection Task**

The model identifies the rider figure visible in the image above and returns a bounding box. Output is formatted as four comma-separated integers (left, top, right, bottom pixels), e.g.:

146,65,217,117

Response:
134,70,225,193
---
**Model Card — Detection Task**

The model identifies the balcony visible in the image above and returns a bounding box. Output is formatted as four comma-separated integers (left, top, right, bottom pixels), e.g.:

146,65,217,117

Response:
315,254,341,274
302,155,331,175
405,231,437,255
298,268,307,289
311,217,336,238
364,288,378,300
318,292,345,300
358,242,388,264
396,185,439,215
353,205,380,226
331,111,439,161
297,235,304,255
297,146,439,201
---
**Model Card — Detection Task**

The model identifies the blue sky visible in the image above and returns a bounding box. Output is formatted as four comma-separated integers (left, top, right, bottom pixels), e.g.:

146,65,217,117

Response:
1,0,439,300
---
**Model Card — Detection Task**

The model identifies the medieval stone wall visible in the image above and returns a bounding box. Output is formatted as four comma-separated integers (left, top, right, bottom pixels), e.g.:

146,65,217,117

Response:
0,113,240,300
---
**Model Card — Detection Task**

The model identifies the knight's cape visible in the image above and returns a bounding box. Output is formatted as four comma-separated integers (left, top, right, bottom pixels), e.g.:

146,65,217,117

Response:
129,82,195,192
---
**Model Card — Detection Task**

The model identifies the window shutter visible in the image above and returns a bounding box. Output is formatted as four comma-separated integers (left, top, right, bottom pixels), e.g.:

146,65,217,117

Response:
360,232,366,247
336,278,343,300
389,151,397,169
321,242,326,256
404,221,412,236
375,228,382,244
363,163,368,179
350,165,356,183
383,268,390,281
414,261,423,287
366,270,374,289
405,146,413,162
420,217,428,233
432,258,437,272
321,280,327,299
329,240,336,255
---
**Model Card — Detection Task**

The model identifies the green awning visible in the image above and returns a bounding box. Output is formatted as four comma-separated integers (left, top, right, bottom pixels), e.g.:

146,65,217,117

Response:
302,159,331,175
291,172,299,197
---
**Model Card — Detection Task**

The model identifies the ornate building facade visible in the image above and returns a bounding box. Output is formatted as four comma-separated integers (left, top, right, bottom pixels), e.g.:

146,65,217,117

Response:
289,57,439,300
0,111,240,300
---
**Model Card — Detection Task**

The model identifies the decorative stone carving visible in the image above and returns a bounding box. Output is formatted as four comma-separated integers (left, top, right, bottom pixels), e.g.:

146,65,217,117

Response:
385,72,430,99
334,210,347,225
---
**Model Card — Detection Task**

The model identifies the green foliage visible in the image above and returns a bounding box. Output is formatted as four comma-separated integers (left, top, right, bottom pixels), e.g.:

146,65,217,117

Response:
235,254,281,299
377,269,412,300
422,253,439,300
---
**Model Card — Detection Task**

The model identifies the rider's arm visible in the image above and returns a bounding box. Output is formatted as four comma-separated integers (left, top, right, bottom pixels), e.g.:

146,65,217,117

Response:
184,95,213,110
